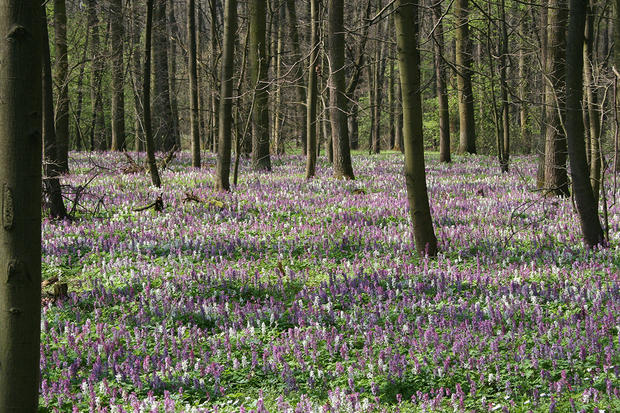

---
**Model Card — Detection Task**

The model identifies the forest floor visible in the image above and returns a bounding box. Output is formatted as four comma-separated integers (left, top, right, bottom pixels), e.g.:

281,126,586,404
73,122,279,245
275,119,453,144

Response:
40,152,619,412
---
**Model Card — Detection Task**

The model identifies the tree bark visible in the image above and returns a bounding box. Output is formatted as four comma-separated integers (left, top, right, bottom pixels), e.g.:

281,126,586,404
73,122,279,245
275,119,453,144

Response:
328,0,355,179
144,0,162,187
42,9,68,220
431,0,451,162
215,0,236,190
615,0,620,172
110,0,126,151
168,0,181,148
249,0,271,171
584,3,601,205
153,0,175,151
53,0,70,171
306,0,319,179
565,0,604,247
544,0,570,197
0,1,42,410
395,0,438,256
285,0,307,155
88,0,107,150
455,0,477,154
188,0,201,167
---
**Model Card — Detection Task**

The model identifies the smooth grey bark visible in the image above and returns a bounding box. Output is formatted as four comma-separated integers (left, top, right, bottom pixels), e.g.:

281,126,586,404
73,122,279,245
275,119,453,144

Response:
565,0,604,247
431,0,451,162
144,0,161,187
395,0,438,256
215,0,236,190
0,1,42,410
249,0,271,171
328,0,355,179
544,0,570,197
53,0,70,171
110,0,126,151
188,0,201,167
42,9,68,220
455,0,476,154
305,0,319,178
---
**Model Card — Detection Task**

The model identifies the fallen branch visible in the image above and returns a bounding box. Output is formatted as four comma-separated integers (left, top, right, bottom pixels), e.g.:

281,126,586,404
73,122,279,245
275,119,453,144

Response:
134,194,164,212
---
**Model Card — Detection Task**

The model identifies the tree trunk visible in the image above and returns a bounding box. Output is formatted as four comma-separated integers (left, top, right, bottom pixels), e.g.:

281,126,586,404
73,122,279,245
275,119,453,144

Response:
130,0,145,151
144,0,161,187
249,0,271,171
349,102,359,150
53,0,70,171
499,0,510,172
188,0,201,167
286,0,307,155
110,0,126,151
395,75,404,153
431,0,451,163
168,0,181,149
518,17,530,153
305,0,319,178
584,4,601,204
395,0,438,256
615,0,620,172
88,0,106,150
153,0,175,151
0,1,42,410
215,0,236,190
328,0,355,179
536,3,548,187
388,44,395,150
565,0,604,247
544,0,570,197
273,3,285,155
42,10,68,220
455,0,477,154
371,18,387,154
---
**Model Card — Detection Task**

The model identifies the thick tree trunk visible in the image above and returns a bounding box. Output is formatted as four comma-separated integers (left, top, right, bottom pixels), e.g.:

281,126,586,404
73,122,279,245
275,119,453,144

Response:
144,0,162,187
395,0,438,256
110,0,126,151
153,0,175,151
328,0,355,179
215,0,236,190
432,0,451,162
188,0,201,167
305,0,319,178
544,0,570,197
0,2,42,410
53,0,70,171
455,0,477,154
42,10,68,220
249,0,271,171
565,0,604,247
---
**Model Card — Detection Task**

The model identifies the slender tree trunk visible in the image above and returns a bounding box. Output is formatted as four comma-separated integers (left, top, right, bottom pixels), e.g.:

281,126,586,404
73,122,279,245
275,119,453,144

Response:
249,0,271,171
168,0,180,148
584,4,601,204
544,0,570,197
130,0,144,151
42,11,67,220
388,44,395,150
349,102,359,150
395,0,438,256
153,0,175,151
455,0,477,154
215,0,236,190
371,18,386,154
286,0,308,155
110,0,126,151
328,0,355,179
209,0,221,154
499,0,510,172
395,75,404,153
273,3,285,155
536,3,548,187
88,0,106,150
144,0,161,187
565,0,604,247
615,0,620,172
432,0,451,162
53,0,70,171
188,0,201,167
0,2,42,410
518,17,530,153
306,0,319,178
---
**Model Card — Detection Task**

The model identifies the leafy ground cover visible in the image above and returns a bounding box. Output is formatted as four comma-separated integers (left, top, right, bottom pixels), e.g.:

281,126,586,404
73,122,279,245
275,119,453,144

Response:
41,152,619,412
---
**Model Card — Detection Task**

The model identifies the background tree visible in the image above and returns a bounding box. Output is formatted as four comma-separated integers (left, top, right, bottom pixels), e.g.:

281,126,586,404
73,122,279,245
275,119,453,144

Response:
305,0,319,179
188,0,201,167
455,0,477,154
143,0,161,188
110,0,126,151
53,0,70,171
328,0,355,179
431,0,451,163
152,0,175,152
0,1,42,410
